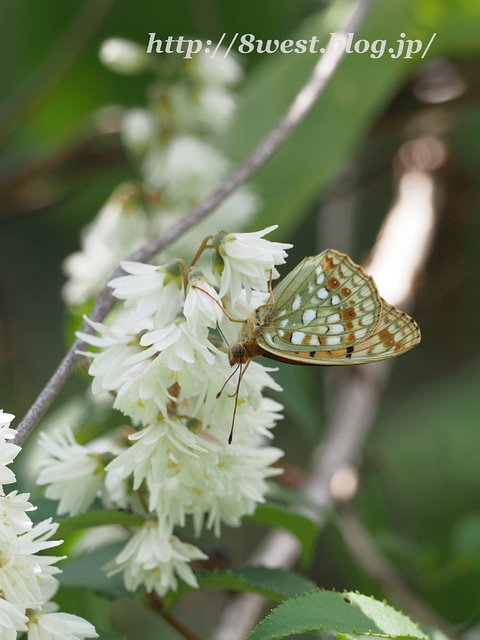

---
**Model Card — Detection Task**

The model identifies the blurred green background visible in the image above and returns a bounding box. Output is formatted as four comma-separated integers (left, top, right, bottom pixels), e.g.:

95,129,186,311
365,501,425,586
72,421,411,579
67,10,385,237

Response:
3,0,480,638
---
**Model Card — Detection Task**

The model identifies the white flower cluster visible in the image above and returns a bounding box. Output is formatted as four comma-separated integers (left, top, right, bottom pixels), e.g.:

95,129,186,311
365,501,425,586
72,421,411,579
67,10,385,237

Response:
40,227,291,598
63,40,258,306
0,411,98,640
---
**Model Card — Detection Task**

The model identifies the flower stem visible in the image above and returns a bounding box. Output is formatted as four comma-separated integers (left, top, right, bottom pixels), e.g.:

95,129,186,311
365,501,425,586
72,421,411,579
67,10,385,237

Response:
144,591,201,640
189,235,214,268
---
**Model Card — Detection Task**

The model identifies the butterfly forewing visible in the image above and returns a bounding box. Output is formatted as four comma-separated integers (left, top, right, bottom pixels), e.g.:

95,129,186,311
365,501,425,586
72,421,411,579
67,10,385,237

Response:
256,298,421,365
259,250,382,353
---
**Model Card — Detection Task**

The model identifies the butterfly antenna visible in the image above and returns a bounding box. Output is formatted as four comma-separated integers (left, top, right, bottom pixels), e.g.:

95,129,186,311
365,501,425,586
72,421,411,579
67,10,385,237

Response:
216,364,240,399
216,321,229,346
228,364,242,445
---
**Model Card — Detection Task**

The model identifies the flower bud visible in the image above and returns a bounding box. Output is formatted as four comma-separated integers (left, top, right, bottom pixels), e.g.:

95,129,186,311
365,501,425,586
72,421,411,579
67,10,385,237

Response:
211,248,225,277
121,109,157,153
99,38,149,75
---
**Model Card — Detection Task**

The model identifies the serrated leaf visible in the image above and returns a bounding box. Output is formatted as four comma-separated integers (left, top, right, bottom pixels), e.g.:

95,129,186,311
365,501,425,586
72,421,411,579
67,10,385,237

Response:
247,590,427,640
58,543,127,598
54,510,144,540
162,566,316,613
246,503,320,568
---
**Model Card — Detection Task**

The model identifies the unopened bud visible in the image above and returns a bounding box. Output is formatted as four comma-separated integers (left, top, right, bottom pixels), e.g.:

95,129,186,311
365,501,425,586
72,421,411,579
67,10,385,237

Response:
211,250,225,277
99,38,149,75
121,109,157,153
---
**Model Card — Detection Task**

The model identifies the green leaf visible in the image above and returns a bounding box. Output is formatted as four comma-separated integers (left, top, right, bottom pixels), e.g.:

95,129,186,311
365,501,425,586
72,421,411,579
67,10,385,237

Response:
266,483,329,517
163,566,316,613
246,503,320,568
247,590,428,640
58,543,128,599
55,510,144,540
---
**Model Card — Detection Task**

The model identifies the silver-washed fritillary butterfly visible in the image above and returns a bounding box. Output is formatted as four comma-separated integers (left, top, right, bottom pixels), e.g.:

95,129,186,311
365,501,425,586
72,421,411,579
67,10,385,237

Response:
228,249,421,368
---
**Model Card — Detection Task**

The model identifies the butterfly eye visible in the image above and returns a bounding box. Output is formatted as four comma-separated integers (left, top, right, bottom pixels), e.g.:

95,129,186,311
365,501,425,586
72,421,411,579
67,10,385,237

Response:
228,342,247,366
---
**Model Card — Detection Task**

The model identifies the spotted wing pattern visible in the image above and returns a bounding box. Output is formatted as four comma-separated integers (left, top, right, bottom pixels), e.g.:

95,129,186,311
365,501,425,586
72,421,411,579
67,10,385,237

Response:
257,298,421,365
258,250,383,353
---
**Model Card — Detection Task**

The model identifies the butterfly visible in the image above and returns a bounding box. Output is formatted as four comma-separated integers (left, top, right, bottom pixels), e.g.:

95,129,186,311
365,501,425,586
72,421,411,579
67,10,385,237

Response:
228,249,421,368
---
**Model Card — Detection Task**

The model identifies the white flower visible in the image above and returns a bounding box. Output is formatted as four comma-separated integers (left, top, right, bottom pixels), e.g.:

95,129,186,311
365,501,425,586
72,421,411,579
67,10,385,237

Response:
108,260,184,325
0,413,20,491
140,319,217,371
0,412,15,429
192,49,243,87
0,598,28,639
143,136,229,202
0,518,61,608
80,331,165,425
196,444,283,535
106,419,207,520
0,492,35,537
169,84,238,134
0,409,97,637
78,318,163,422
184,272,224,332
99,38,148,75
63,184,149,305
106,411,283,534
36,428,105,516
27,611,98,640
110,522,207,597
121,108,157,154
214,225,292,302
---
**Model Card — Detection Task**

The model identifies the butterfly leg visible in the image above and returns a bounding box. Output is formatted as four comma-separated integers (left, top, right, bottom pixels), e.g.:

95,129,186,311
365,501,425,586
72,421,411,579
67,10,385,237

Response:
192,286,245,323
228,361,249,445
268,270,275,303
227,357,252,397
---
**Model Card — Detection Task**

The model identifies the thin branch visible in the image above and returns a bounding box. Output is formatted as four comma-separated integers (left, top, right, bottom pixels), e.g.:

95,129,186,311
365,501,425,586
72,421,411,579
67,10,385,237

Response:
143,591,201,640
0,130,124,222
13,0,372,446
211,166,440,639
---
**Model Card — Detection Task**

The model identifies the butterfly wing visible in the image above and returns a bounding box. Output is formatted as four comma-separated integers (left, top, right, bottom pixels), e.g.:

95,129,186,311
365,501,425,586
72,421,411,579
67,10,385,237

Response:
257,298,421,365
258,249,383,353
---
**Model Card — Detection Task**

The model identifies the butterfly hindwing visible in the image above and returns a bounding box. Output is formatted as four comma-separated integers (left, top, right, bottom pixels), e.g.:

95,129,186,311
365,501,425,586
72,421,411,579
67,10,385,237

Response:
256,298,421,365
259,250,383,353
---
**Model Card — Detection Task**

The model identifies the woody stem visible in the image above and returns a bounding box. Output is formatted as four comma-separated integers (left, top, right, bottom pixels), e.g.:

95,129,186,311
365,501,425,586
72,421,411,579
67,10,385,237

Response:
189,236,214,268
